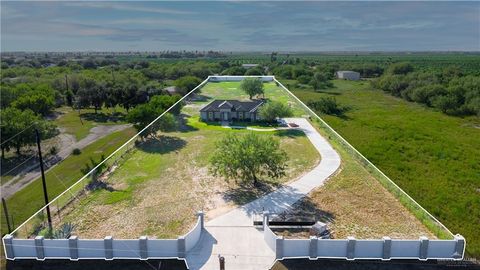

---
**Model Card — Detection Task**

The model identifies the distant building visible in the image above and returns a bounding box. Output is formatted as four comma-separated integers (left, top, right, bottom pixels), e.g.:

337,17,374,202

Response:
242,64,259,69
336,71,360,81
200,99,264,122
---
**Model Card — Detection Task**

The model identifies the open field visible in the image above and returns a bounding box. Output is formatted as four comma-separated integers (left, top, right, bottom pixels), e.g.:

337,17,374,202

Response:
283,79,480,256
54,106,127,141
1,128,136,237
276,120,436,239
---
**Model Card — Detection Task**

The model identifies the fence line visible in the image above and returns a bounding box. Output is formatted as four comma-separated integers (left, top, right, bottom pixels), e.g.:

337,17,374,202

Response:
8,77,211,236
273,77,454,239
4,212,204,261
262,213,465,261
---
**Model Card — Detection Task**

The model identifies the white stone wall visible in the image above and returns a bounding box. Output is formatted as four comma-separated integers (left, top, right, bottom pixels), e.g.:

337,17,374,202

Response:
3,212,204,261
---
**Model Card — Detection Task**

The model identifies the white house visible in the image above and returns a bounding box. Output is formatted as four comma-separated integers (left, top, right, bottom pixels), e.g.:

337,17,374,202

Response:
336,71,360,81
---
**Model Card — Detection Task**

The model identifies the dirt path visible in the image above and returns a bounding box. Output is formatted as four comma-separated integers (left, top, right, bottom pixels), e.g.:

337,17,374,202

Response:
1,124,131,199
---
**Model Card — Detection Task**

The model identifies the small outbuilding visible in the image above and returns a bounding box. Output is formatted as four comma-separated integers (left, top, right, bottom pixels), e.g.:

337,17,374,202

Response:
242,64,259,69
336,71,360,81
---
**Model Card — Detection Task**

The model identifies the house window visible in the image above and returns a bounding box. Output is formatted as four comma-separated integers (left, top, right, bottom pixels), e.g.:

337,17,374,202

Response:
208,112,213,120
238,112,243,120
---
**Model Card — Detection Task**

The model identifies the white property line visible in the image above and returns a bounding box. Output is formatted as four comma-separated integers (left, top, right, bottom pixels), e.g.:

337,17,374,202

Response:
273,77,455,238
4,75,458,261
7,77,211,236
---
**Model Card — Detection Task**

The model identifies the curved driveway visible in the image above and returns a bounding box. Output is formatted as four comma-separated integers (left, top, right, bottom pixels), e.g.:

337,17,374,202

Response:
186,118,341,270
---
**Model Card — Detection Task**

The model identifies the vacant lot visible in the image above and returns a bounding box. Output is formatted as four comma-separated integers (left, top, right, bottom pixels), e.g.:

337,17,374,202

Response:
54,106,127,141
285,79,480,256
1,128,136,237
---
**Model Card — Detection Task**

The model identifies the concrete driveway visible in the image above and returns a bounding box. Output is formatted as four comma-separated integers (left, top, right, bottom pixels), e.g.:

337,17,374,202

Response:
186,118,341,270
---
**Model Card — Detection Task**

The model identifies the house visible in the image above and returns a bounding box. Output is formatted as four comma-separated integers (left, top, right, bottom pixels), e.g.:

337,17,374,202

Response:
241,64,259,69
200,99,264,122
336,71,360,81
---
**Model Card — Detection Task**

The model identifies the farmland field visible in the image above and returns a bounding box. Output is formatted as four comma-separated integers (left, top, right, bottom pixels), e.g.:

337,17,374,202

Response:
283,79,480,257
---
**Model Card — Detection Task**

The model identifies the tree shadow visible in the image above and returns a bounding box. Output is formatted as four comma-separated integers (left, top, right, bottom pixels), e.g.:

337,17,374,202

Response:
275,129,306,138
223,180,282,206
1,154,37,178
187,94,211,102
177,114,199,132
135,135,187,154
315,90,342,96
271,196,336,239
80,112,126,123
274,196,335,224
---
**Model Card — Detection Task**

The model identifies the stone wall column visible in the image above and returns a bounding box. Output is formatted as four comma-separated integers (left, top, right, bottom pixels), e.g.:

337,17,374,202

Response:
382,237,391,260
35,236,45,260
309,236,318,259
197,211,204,229
276,236,284,260
3,235,15,259
69,236,79,260
139,236,148,260
346,236,356,260
178,236,186,258
419,236,429,260
263,211,270,231
453,235,465,260
104,236,113,260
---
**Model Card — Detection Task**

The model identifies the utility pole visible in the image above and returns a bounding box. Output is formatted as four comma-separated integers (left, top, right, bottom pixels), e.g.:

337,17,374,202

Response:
2,198,12,233
35,129,52,231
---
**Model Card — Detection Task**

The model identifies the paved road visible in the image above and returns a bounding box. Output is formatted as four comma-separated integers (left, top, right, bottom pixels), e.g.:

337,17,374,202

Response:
1,124,131,199
186,118,341,270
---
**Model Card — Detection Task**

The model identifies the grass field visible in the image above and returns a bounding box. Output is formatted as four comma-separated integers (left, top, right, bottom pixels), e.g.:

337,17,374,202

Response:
276,120,436,240
196,81,307,117
283,79,480,256
1,128,136,237
54,106,127,141
53,125,319,238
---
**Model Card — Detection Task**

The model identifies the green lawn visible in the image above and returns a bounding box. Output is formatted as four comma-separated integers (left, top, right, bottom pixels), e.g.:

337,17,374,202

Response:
284,79,480,257
1,128,136,236
54,106,127,141
198,81,306,117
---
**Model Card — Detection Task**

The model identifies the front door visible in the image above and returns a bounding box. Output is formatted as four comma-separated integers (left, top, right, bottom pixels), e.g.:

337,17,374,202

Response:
223,112,229,121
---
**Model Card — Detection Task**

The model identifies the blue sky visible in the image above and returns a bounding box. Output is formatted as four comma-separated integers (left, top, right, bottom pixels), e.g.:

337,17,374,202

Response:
1,1,479,52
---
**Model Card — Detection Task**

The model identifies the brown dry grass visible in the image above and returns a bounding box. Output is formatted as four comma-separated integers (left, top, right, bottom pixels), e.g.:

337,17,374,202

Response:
55,127,319,239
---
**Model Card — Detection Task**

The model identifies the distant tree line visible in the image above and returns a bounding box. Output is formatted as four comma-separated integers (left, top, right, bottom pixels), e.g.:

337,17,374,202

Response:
372,62,480,116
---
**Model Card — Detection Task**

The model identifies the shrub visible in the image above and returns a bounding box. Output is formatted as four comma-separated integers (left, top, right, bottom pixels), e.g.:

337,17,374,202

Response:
72,148,81,155
259,101,293,122
307,97,350,116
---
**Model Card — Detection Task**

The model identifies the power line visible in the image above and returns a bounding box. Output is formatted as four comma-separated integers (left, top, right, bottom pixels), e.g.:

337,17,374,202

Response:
0,121,38,147
1,154,38,177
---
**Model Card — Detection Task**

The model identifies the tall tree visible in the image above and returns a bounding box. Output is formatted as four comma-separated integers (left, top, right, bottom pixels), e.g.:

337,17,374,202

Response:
127,95,182,138
174,76,202,95
240,78,264,99
209,133,288,186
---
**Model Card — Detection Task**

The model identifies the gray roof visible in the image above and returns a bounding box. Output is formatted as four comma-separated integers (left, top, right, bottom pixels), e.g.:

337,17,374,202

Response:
200,99,264,113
